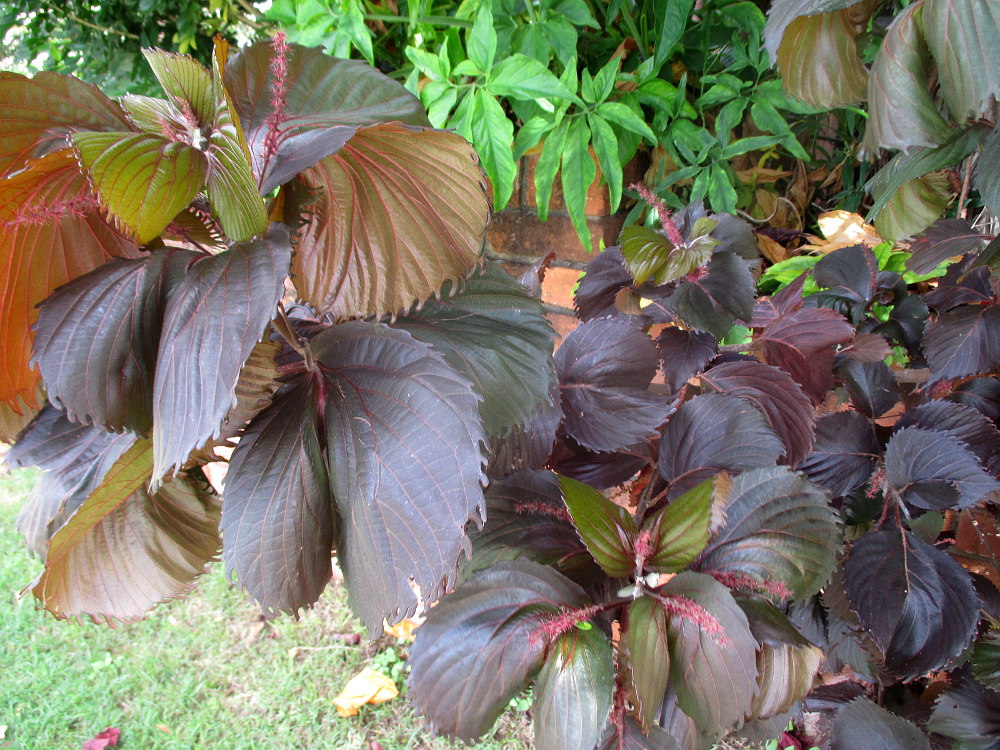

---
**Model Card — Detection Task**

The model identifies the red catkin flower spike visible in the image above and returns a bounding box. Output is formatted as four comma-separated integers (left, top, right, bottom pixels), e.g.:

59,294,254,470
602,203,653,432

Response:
531,604,602,643
866,466,887,499
633,527,655,571
512,500,573,523
6,196,100,228
709,570,792,599
660,595,728,644
629,182,684,247
262,31,290,165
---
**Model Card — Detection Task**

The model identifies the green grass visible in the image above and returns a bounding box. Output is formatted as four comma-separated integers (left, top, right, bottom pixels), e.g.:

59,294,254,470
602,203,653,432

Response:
0,469,532,750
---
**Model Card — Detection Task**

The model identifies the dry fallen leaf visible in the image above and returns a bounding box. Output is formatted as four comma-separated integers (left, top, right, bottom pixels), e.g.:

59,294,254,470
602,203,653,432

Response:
383,618,419,642
333,667,399,717
82,727,120,750
799,210,883,254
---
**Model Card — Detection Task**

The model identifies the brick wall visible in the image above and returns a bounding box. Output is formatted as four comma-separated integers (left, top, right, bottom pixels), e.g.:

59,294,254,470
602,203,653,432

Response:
485,152,647,345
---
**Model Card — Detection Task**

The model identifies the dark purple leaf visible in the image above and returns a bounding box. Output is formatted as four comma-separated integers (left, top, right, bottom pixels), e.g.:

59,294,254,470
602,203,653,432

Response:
873,293,928,356
33,250,193,434
225,42,429,191
975,125,1000,220
555,318,675,453
9,405,133,557
757,307,854,402
838,333,893,363
835,358,900,419
812,244,877,322
923,304,1000,384
222,380,334,616
467,471,589,576
312,322,486,633
907,218,990,275
923,264,993,311
750,272,808,329
796,411,880,498
897,400,1000,476
831,699,931,750
844,527,978,680
486,387,561,478
658,393,783,494
552,443,651,490
657,678,708,750
884,426,1000,511
559,474,636,578
665,251,755,338
623,596,671,729
656,327,718,394
574,246,639,322
952,377,1000,422
596,717,683,750
701,360,815,466
152,225,291,486
407,560,588,740
737,595,812,649
393,264,556,438
533,627,614,750
928,673,1000,750
695,467,839,598
664,572,759,735
710,213,758,260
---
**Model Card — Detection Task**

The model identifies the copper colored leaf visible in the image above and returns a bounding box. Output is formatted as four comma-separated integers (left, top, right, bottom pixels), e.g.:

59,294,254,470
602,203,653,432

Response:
835,358,900,419
574,246,635,322
874,172,951,243
658,393,784,494
32,250,195,434
558,474,636,578
222,380,334,615
664,571,759,737
0,71,134,179
533,627,615,750
287,124,488,320
32,438,220,623
923,303,1000,383
751,640,823,720
0,149,141,410
72,132,207,244
596,718,683,750
0,388,40,443
623,596,671,729
555,318,675,453
225,42,429,192
696,467,839,599
776,7,868,108
152,225,291,486
907,218,989,276
312,322,486,633
757,306,854,402
844,527,978,680
764,0,864,60
865,2,950,153
923,0,1000,121
408,560,588,741
702,359,815,466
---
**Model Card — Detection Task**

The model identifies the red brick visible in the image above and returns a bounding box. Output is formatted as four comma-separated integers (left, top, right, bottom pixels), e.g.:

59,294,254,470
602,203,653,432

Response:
546,311,579,348
486,209,626,263
541,266,583,310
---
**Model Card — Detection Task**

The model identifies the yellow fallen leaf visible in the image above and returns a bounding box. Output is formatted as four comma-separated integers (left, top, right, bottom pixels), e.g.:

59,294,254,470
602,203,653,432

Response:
383,618,419,642
799,210,882,254
333,667,399,717
0,725,7,740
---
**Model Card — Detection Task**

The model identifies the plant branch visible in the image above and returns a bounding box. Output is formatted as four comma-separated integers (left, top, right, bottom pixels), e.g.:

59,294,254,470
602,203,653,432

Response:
67,13,140,40
958,153,977,220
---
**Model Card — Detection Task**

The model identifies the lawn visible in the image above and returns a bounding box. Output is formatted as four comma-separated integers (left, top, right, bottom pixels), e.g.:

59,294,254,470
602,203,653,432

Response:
0,468,532,750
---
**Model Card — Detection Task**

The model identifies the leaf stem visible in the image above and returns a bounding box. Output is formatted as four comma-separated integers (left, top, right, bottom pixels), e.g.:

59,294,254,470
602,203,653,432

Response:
273,304,315,371
958,152,977,221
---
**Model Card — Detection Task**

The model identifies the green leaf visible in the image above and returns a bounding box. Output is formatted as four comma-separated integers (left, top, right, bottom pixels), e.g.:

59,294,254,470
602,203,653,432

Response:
142,49,214,124
287,124,489,318
561,118,597,249
489,54,578,102
864,2,951,153
623,597,670,729
665,572,759,737
643,477,714,573
720,135,783,159
707,164,739,214
596,101,657,144
923,0,1000,120
392,264,557,437
535,119,569,220
31,438,220,623
874,172,951,243
591,56,619,104
312,322,487,634
654,0,696,70
558,474,637,578
588,114,623,213
972,634,1000,691
406,47,448,80
749,101,810,161
513,114,554,161
620,226,708,286
152,225,292,487
472,90,518,210
696,467,840,599
466,3,497,74
533,628,615,750
72,132,206,244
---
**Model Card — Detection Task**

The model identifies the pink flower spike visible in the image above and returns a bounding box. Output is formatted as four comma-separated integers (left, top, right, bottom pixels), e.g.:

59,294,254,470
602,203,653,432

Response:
629,182,684,247
660,594,727,644
530,604,602,644
709,570,793,599
262,31,291,166
512,500,573,524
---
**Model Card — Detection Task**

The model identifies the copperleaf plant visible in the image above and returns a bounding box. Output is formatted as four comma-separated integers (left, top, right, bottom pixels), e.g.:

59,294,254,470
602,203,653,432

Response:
0,34,570,637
